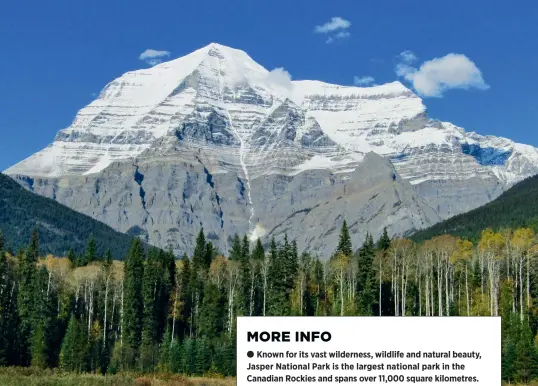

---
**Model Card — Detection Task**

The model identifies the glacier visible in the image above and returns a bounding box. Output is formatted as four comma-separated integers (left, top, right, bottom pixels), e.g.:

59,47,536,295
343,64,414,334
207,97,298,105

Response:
5,43,538,257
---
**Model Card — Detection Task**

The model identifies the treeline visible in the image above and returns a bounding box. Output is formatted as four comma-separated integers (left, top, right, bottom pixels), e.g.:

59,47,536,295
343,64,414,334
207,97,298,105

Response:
0,173,137,258
412,173,538,243
1,223,538,383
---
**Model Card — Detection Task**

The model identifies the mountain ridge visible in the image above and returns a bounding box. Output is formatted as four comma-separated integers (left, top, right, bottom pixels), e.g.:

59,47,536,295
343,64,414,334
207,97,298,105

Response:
411,173,538,243
0,172,139,258
5,42,538,257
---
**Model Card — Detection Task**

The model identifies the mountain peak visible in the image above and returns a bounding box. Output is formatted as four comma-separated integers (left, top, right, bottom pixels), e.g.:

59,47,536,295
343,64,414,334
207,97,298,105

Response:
204,42,240,52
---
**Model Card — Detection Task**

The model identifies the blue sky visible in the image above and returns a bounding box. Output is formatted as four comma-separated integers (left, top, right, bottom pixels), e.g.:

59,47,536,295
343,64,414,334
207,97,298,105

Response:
1,0,537,171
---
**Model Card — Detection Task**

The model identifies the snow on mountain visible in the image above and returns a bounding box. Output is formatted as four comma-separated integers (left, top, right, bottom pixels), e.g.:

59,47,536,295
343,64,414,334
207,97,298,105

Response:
8,42,537,185
4,42,538,255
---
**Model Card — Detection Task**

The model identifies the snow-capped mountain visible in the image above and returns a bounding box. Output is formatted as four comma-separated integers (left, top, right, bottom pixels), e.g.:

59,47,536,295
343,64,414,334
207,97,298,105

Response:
5,43,538,257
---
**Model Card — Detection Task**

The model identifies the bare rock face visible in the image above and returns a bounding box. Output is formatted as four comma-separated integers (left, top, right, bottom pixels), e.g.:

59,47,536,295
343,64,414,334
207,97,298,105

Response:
5,43,538,257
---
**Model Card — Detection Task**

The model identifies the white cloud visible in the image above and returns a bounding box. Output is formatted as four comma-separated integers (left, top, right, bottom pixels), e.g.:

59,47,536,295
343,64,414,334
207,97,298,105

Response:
314,17,351,33
395,53,489,97
335,31,350,39
139,49,171,66
266,67,293,91
398,50,418,64
314,17,351,43
353,76,375,86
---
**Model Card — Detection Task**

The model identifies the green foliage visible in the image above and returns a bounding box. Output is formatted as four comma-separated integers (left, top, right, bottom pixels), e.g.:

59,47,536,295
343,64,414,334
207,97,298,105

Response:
377,227,391,251
59,315,88,373
251,239,264,260
17,232,40,366
336,220,353,257
3,210,538,384
85,235,98,264
356,233,376,315
0,173,138,258
123,239,145,363
412,174,538,242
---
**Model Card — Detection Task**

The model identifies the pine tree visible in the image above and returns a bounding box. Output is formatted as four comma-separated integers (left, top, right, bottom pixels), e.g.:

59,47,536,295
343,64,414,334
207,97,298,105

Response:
179,255,193,338
251,239,265,260
158,328,174,372
336,220,352,257
140,248,161,372
142,248,160,344
502,312,517,383
267,237,288,315
515,317,536,383
357,233,376,315
123,238,145,366
240,235,251,315
59,315,87,373
377,227,391,251
30,265,56,368
182,337,197,375
205,241,215,267
17,229,40,365
198,281,225,339
195,337,212,375
85,235,98,264
191,229,207,335
0,240,18,366
156,249,175,340
104,249,112,268
193,228,207,269
229,234,242,261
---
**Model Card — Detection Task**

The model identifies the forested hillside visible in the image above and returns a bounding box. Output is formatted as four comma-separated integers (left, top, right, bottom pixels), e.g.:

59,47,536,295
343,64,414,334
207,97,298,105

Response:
1,222,538,384
0,173,138,258
412,174,538,242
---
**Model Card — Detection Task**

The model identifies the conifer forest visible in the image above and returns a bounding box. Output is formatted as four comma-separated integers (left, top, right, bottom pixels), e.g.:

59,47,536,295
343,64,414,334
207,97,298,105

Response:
1,222,538,384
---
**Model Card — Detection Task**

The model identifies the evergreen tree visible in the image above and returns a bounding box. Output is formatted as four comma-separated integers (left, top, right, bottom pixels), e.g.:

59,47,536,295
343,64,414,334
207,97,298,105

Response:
193,228,207,269
85,235,98,264
141,248,160,345
229,234,242,261
158,328,174,372
179,255,193,338
0,241,18,366
251,239,265,260
357,233,376,315
122,238,145,366
205,241,215,267
17,229,40,365
336,220,352,257
30,265,57,368
241,235,250,261
515,317,536,383
267,237,291,315
240,235,251,315
502,313,517,383
195,337,212,375
191,229,207,335
182,337,197,375
156,249,175,340
104,249,112,268
377,227,391,251
198,281,225,338
140,248,160,371
59,315,87,373
88,321,103,373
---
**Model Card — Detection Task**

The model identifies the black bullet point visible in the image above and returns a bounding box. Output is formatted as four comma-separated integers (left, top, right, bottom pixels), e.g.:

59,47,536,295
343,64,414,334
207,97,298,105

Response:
247,351,254,358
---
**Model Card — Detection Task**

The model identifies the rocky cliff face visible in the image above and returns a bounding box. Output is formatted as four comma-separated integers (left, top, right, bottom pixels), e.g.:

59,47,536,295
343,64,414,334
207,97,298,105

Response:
5,43,538,257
